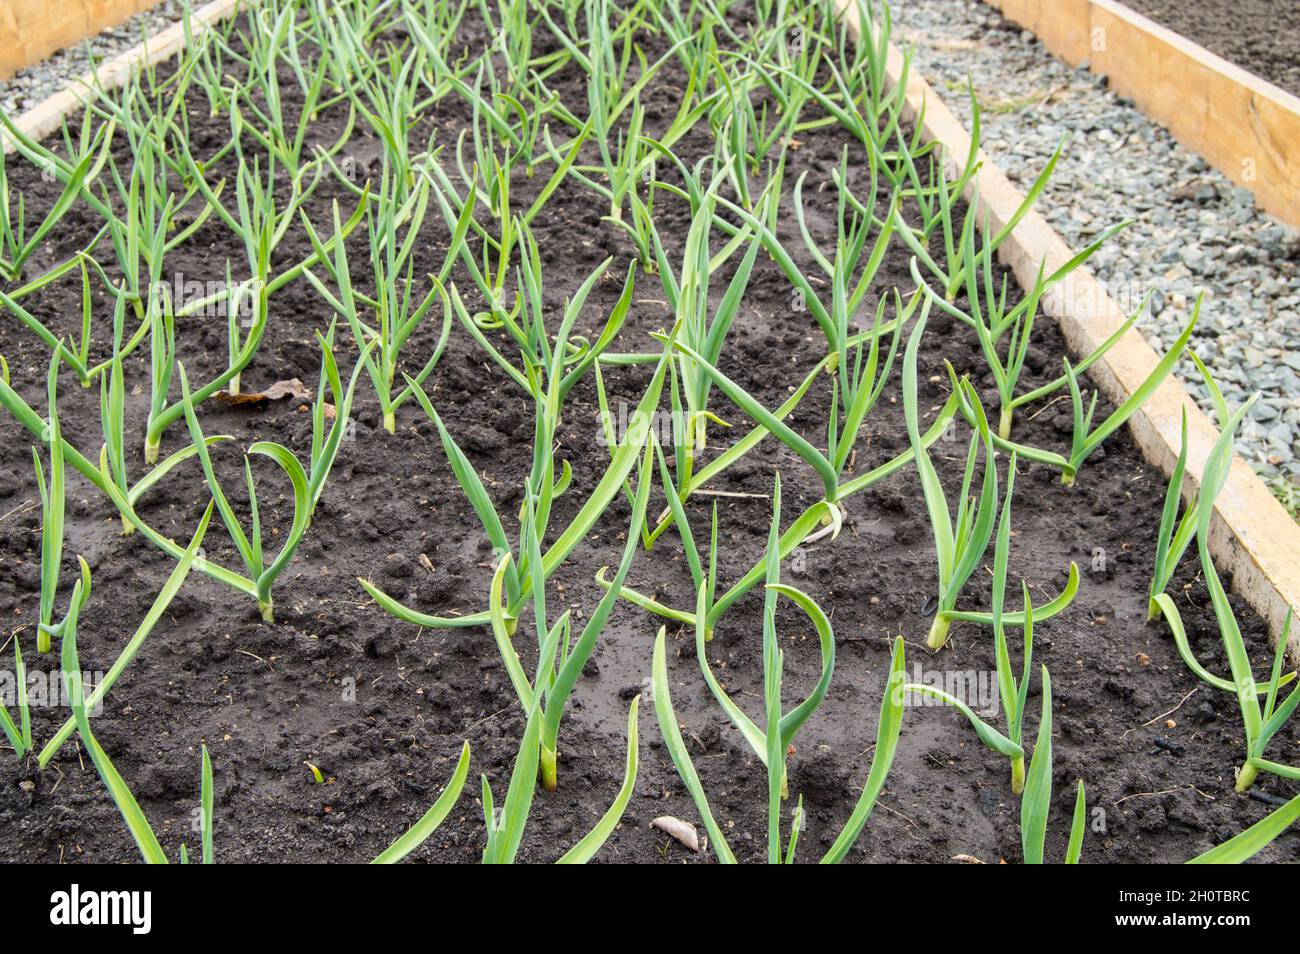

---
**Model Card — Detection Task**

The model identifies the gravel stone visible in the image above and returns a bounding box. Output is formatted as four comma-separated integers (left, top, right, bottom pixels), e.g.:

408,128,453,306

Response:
0,2,184,115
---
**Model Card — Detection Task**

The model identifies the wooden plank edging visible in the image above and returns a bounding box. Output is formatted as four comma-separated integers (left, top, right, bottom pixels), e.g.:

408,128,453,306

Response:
981,0,1300,228
836,0,1300,651
0,0,160,81
2,0,246,154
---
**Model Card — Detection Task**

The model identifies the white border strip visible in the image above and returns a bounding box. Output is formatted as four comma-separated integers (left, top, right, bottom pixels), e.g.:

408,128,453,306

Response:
2,0,245,154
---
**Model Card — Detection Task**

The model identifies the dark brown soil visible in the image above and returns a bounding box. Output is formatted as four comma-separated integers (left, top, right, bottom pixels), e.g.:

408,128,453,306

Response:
1121,0,1300,99
0,4,1295,864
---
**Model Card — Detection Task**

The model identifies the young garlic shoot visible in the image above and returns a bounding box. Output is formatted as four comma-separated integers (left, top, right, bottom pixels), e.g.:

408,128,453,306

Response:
708,476,837,814
598,291,910,549
487,438,653,791
141,266,271,465
427,113,590,307
0,347,263,599
1020,668,1087,864
57,564,215,864
0,117,114,282
651,181,763,490
599,385,966,639
957,298,1200,487
910,228,1137,442
702,149,902,372
1154,394,1300,792
361,350,672,630
652,623,907,864
1147,355,1230,619
905,459,1033,792
303,185,467,432
180,363,307,623
895,133,1074,302
903,304,997,651
370,742,472,864
0,625,29,756
1186,791,1300,864
480,692,641,865
753,4,913,195
177,333,372,621
439,194,637,404
37,505,214,768
34,349,66,655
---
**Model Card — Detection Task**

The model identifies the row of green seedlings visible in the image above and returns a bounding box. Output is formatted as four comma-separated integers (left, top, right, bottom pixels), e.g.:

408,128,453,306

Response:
0,0,1198,715
3,355,1295,863
1,0,1149,631
0,489,638,864
19,459,1300,862
0,0,874,621
1144,363,1300,798
5,0,1294,859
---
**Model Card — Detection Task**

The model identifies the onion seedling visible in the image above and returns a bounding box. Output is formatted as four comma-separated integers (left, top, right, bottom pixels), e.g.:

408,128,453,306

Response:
177,331,374,621
1020,668,1087,864
481,693,641,864
600,383,966,638
1154,392,1300,792
1147,355,1230,619
58,563,214,864
37,505,214,767
33,350,66,655
1186,791,1300,864
706,477,837,811
652,622,906,864
960,300,1199,487
0,354,261,599
0,118,114,282
908,311,1078,650
486,438,653,790
303,184,468,432
361,349,671,629
904,304,996,651
906,460,1035,790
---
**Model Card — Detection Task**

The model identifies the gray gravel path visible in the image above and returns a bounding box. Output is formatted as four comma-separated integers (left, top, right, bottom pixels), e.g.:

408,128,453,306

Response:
892,0,1300,514
0,1,184,115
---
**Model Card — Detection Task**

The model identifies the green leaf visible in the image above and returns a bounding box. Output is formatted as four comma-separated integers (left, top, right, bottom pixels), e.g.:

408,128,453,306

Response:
903,684,1024,759
1187,792,1300,864
1021,666,1053,864
371,742,471,864
821,636,906,863
652,627,736,864
556,696,640,864
61,577,168,864
1065,780,1086,864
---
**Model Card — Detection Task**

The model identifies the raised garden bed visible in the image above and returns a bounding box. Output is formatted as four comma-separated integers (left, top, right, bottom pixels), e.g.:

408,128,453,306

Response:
1120,0,1300,99
0,0,1297,865
978,0,1300,231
